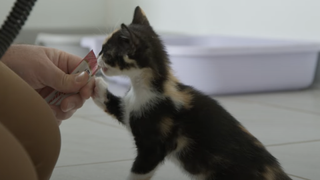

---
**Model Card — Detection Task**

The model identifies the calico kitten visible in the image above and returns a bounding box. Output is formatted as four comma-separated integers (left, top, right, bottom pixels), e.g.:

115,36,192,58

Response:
93,6,292,180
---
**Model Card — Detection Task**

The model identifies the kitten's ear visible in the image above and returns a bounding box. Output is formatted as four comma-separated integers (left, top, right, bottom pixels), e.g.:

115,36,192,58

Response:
132,6,149,26
121,23,139,47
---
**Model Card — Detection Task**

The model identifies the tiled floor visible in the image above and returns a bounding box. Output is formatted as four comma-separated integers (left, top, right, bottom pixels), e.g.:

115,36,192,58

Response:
51,87,320,180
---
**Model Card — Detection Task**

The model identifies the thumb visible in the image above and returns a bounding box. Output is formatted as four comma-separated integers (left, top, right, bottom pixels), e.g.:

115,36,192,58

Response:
50,68,89,93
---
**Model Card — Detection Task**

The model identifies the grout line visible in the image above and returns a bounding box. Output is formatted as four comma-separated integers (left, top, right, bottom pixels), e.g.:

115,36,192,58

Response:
266,139,320,147
287,173,310,180
55,160,311,180
82,114,114,118
85,117,125,130
73,114,105,119
75,101,320,147
231,98,320,117
55,159,134,168
75,105,320,148
73,115,126,130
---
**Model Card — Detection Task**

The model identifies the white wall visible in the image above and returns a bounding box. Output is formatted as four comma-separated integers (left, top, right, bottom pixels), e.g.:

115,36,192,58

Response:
1,0,320,41
104,0,320,41
0,0,107,29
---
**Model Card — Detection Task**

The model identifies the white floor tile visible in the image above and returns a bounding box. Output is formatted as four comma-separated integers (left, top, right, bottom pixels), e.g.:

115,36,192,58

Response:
52,159,307,180
226,89,320,115
52,160,189,180
54,88,320,180
268,141,320,180
57,117,135,167
212,98,320,146
84,113,127,131
74,98,106,117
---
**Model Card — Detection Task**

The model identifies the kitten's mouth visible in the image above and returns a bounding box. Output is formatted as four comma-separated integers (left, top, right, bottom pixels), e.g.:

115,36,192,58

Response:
102,67,108,72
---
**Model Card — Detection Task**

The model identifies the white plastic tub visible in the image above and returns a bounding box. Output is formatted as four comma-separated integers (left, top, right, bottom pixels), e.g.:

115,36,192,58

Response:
81,35,320,95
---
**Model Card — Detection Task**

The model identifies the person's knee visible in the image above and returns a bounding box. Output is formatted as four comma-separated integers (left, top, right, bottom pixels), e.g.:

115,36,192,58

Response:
20,98,61,180
4,102,61,180
0,62,61,180
26,114,61,180
0,123,38,180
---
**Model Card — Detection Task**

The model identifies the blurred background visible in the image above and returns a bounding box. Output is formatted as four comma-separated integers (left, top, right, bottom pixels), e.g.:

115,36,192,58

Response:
1,1,320,179
2,0,320,41
1,0,320,94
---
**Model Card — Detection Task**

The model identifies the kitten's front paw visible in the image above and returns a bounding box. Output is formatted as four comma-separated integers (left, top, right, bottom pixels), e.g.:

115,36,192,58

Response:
92,77,109,110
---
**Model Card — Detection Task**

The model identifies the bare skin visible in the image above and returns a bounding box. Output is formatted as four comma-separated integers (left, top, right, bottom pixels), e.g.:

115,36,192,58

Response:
1,44,95,124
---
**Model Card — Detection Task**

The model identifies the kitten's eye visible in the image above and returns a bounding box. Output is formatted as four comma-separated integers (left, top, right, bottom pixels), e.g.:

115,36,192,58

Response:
119,35,130,44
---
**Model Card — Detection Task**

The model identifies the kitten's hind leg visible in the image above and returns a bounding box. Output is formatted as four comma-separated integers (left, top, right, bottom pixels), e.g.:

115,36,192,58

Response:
92,77,124,123
128,141,166,180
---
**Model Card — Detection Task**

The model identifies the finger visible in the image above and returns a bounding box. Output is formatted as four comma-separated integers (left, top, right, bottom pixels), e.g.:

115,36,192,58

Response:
51,105,77,120
62,51,83,74
44,64,90,93
48,106,60,125
42,47,90,93
37,86,54,97
79,77,95,100
44,47,82,74
60,94,85,113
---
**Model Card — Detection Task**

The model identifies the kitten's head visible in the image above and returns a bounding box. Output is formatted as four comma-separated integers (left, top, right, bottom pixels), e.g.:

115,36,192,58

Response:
98,6,169,79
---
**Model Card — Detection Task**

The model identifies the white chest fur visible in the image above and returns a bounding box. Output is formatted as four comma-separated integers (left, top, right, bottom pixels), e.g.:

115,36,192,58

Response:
122,87,162,130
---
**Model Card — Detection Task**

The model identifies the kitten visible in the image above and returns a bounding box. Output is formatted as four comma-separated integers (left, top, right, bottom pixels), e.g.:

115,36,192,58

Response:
93,6,292,180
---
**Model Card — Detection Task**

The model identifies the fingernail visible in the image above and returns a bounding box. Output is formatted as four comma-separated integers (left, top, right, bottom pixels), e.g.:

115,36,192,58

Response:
64,103,75,112
75,71,88,83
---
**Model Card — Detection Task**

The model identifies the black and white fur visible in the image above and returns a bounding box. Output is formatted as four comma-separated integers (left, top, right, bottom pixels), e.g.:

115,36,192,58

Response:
92,6,292,180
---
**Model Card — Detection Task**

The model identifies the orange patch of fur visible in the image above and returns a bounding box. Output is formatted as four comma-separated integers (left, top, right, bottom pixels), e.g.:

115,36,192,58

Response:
263,166,277,180
239,125,252,135
140,9,147,16
255,139,264,147
164,70,193,109
123,55,138,67
104,28,119,44
176,135,191,152
239,125,264,147
104,110,118,120
160,117,174,137
140,68,154,87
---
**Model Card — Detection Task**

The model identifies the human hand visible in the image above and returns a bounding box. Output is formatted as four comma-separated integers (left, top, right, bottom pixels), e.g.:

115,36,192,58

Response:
2,44,95,125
